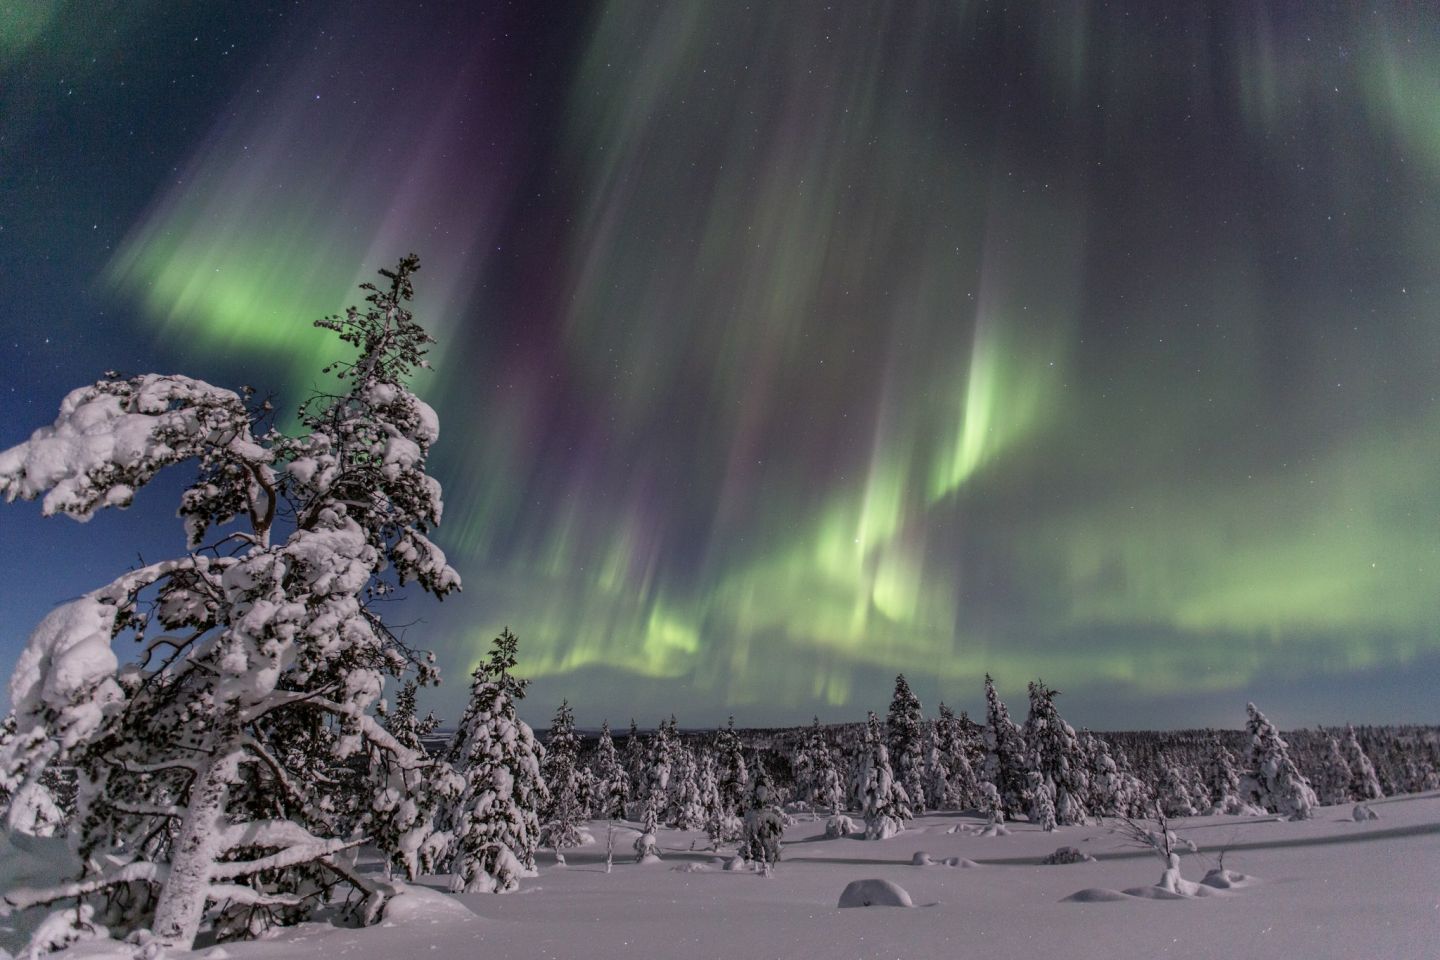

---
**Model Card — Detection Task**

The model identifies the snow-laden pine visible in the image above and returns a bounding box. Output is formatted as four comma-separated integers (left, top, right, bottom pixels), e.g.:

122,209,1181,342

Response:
852,712,908,840
1238,703,1319,821
0,256,459,951
885,675,927,818
441,628,548,893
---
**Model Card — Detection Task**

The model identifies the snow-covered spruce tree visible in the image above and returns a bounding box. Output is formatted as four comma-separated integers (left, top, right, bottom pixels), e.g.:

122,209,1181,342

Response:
644,716,678,823
981,675,1029,820
443,628,548,893
1342,725,1383,800
698,751,732,848
1238,702,1318,821
1021,680,1090,826
852,712,908,840
666,742,705,830
540,700,585,853
591,720,630,819
885,674,927,817
715,716,749,816
622,719,648,819
1202,741,1249,814
1156,755,1200,817
373,678,446,881
928,703,969,811
740,755,783,872
1316,735,1354,807
0,255,459,950
795,718,845,815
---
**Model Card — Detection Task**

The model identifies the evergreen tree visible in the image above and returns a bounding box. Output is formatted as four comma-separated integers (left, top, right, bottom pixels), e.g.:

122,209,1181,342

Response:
374,680,446,881
622,719,648,819
885,675,927,817
0,255,458,950
793,717,844,815
1238,702,1318,820
1021,680,1090,825
715,716,749,816
645,716,678,823
698,752,732,848
443,629,548,893
1156,754,1199,817
740,754,783,871
540,700,585,851
667,743,705,829
1341,725,1383,800
852,712,908,840
982,675,1029,819
1317,735,1354,806
591,720,630,819
1203,741,1247,814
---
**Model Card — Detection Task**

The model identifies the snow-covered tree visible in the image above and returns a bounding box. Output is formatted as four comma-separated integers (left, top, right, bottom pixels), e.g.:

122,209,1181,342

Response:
666,743,705,830
981,675,1029,819
540,700,585,851
644,715,678,823
622,719,648,819
591,720,630,819
1316,735,1354,806
885,675,927,817
379,679,440,753
852,712,908,840
740,755,783,872
715,716,749,816
443,629,548,893
1156,755,1200,817
1341,725,1383,801
793,717,844,815
1021,680,1090,826
1203,741,1249,815
0,255,459,950
928,702,977,811
1238,702,1318,821
698,751,734,848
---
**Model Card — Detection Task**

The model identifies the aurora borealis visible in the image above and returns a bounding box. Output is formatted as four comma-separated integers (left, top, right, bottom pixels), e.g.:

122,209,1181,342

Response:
3,2,1440,728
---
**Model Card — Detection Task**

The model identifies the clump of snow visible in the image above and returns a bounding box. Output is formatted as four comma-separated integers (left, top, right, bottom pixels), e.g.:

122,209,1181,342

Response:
1064,887,1129,902
838,879,914,908
1041,846,1094,865
381,884,476,925
1200,867,1258,889
722,855,747,872
1352,803,1379,822
977,820,1011,837
671,863,711,874
910,851,933,866
824,814,858,839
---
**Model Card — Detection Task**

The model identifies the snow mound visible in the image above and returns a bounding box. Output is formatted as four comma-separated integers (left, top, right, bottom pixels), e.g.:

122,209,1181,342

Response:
381,884,476,925
946,857,981,868
672,862,711,873
838,879,914,909
1200,868,1259,889
1122,885,1196,900
977,821,1011,837
723,856,748,872
1353,803,1379,822
1065,888,1129,902
824,814,859,839
911,851,933,866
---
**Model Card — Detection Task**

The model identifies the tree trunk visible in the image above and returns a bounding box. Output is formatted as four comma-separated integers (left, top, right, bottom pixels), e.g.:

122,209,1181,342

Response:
150,738,241,949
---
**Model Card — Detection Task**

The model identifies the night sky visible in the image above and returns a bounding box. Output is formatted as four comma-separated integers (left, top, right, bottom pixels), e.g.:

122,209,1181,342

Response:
4,1,1440,730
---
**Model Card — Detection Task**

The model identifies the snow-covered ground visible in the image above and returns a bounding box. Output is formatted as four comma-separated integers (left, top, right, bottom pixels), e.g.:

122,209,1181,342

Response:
23,791,1440,960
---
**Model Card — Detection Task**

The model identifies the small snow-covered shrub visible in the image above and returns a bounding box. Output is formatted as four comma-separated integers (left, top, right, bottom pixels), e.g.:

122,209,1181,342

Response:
824,814,859,839
1352,803,1379,822
1041,846,1093,865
